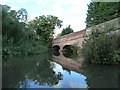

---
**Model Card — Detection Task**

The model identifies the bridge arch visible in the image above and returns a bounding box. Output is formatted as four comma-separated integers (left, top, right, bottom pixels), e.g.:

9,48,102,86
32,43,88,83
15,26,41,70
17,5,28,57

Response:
62,45,78,52
62,45,72,52
52,45,60,51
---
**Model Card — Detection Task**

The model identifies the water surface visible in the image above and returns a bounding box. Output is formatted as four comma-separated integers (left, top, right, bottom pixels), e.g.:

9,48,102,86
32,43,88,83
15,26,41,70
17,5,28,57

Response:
2,52,119,88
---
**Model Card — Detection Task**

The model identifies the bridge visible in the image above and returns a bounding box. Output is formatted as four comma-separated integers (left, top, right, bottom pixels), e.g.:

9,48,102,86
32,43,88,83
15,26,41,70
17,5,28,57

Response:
52,17,120,52
52,51,84,73
53,29,86,51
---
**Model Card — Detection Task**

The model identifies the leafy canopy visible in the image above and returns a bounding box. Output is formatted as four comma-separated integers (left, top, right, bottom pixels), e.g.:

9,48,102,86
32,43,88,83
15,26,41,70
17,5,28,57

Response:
2,4,63,56
61,25,74,36
85,2,119,27
28,15,63,46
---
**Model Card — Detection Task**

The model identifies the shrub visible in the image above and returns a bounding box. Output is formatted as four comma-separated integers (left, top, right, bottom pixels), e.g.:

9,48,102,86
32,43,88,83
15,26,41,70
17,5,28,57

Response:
81,26,120,65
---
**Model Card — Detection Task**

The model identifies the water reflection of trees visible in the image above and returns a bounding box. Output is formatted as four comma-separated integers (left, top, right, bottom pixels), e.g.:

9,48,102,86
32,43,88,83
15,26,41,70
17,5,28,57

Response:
52,50,119,88
82,62,119,88
2,54,63,88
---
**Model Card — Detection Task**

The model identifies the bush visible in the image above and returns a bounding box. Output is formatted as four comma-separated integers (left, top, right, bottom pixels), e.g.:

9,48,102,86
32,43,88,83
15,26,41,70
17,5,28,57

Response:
2,38,48,56
81,26,120,65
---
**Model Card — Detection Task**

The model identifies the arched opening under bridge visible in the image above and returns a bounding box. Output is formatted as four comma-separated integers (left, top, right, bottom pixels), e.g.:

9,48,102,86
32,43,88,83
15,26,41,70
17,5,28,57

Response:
52,45,60,51
62,45,78,58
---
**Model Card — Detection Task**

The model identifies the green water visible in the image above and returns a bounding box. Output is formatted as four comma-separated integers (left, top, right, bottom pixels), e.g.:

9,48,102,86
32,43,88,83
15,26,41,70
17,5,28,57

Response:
2,52,119,88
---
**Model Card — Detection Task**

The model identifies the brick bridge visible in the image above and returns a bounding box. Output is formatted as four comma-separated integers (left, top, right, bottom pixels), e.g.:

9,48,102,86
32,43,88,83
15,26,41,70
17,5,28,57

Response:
52,17,120,51
52,51,84,73
53,29,86,51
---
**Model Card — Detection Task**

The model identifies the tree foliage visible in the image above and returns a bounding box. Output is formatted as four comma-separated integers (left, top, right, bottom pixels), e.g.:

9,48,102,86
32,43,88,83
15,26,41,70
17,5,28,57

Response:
81,26,120,65
83,2,120,65
2,4,63,56
17,8,28,22
28,15,63,47
85,2,120,27
61,25,74,36
2,5,27,44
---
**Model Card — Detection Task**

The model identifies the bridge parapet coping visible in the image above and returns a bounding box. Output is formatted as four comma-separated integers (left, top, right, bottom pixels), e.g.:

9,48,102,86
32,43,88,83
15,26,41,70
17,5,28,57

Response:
53,29,86,44
86,17,120,35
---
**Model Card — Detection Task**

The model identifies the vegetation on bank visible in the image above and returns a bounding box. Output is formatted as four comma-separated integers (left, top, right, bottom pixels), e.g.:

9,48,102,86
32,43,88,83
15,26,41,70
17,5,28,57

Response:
81,26,120,65
81,1,120,65
2,4,63,57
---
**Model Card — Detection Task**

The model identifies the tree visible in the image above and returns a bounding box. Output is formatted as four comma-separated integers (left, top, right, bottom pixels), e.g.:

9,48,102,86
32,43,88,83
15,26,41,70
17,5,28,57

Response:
85,2,120,27
2,4,42,56
28,15,63,47
2,4,63,56
61,25,74,36
2,5,27,44
17,8,28,22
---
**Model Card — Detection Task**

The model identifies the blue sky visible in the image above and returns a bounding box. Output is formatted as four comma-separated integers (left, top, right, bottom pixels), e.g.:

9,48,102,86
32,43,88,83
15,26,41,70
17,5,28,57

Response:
1,0,91,36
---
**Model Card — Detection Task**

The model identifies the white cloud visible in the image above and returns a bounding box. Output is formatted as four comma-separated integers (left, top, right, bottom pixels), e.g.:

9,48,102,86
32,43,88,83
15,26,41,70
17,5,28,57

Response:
69,81,88,88
12,0,27,3
36,0,44,3
52,0,91,36
0,0,5,4
10,5,20,10
1,0,91,36
52,1,63,19
63,0,90,5
1,0,43,4
63,17,86,30
36,0,50,4
1,0,28,4
53,62,64,74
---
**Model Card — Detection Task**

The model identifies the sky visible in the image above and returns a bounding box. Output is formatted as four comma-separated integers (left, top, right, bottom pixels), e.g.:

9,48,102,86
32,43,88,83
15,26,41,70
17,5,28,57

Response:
1,0,91,36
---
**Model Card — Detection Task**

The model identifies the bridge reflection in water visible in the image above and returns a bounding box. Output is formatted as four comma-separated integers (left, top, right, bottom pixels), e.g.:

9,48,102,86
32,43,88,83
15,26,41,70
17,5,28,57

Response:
52,51,84,74
52,51,119,88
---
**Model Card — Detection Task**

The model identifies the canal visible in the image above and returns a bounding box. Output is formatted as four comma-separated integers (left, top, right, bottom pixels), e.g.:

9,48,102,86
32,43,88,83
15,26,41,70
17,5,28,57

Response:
2,51,119,88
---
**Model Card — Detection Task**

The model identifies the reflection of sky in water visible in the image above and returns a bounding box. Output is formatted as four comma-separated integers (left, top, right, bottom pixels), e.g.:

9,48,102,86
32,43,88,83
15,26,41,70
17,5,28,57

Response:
53,62,88,88
20,62,88,88
19,79,51,88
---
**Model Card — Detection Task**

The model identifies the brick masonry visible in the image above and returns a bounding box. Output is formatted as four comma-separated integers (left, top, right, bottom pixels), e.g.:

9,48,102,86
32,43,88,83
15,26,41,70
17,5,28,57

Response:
52,17,120,51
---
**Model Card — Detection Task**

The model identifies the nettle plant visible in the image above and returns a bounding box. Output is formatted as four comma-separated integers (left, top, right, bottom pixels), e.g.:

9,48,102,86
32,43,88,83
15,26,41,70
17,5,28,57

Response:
81,25,120,65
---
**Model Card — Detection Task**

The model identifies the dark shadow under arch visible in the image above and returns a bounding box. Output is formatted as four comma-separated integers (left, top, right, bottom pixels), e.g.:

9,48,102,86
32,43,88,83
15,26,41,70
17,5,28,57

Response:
52,45,60,51
62,45,73,52
62,45,78,58
62,45,73,58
